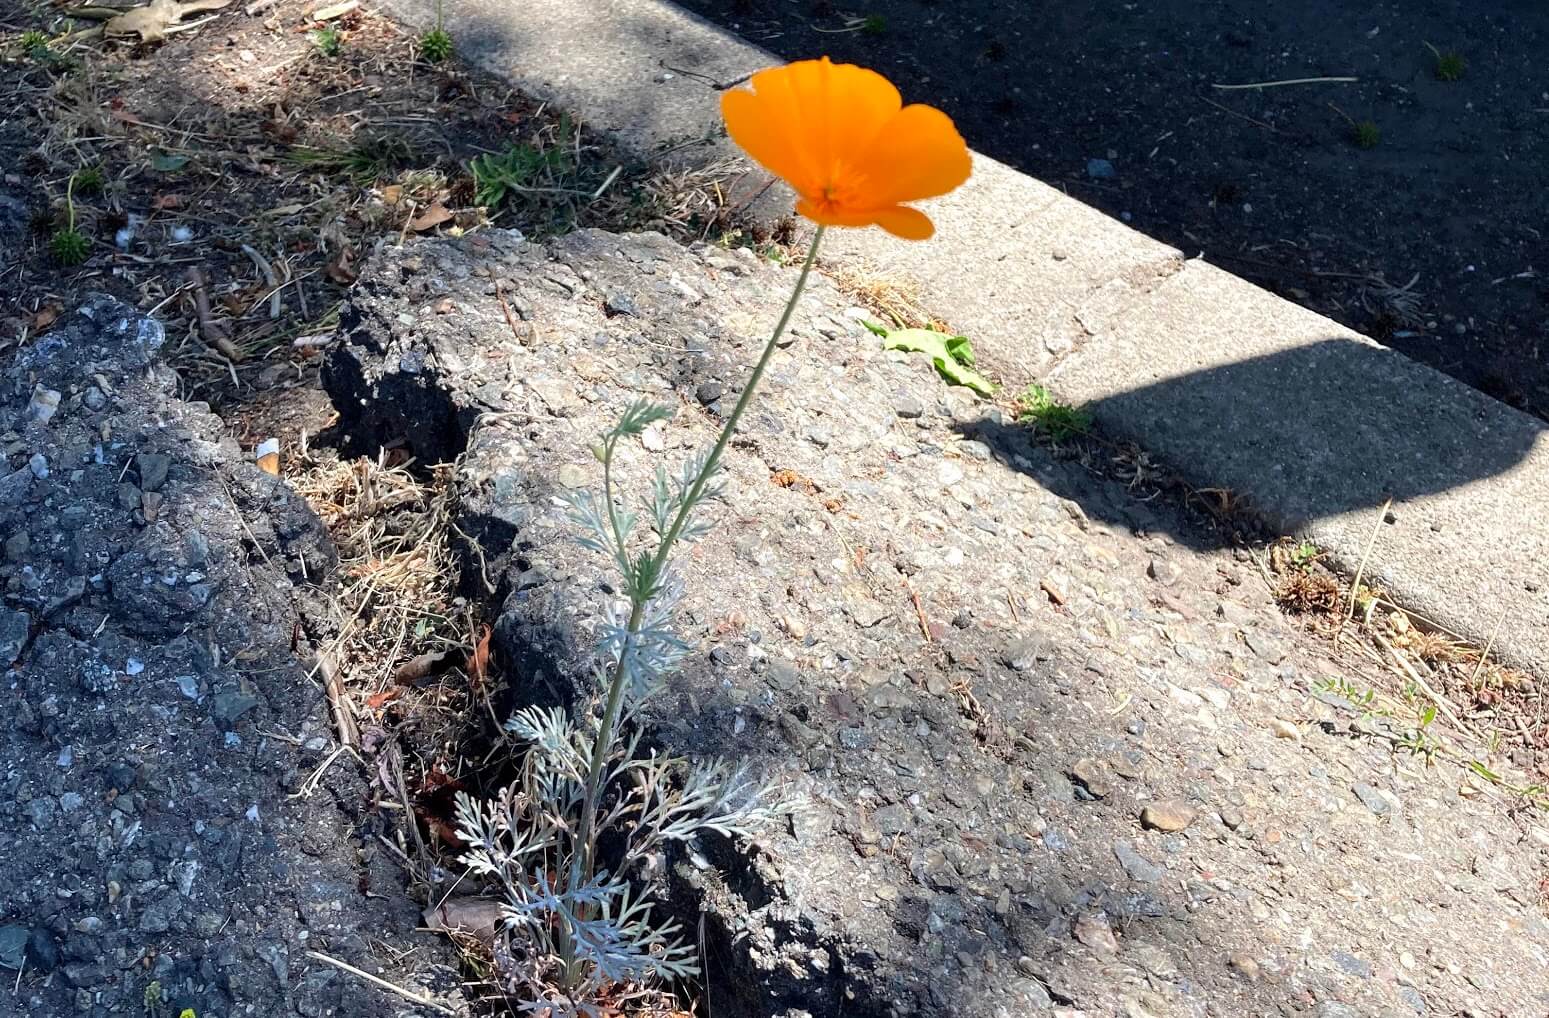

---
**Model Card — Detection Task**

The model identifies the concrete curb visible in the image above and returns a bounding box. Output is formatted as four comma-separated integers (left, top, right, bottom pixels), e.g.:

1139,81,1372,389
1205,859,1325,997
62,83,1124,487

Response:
377,0,1548,675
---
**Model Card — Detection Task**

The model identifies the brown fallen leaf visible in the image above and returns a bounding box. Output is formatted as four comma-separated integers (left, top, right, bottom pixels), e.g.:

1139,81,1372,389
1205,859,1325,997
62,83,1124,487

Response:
409,202,453,232
467,624,492,687
423,897,505,946
364,688,402,710
380,184,403,205
31,304,61,332
326,247,357,285
392,649,455,686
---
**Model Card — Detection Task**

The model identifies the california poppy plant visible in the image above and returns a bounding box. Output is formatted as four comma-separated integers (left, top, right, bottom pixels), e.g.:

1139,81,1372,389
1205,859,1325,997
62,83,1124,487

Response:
721,56,971,240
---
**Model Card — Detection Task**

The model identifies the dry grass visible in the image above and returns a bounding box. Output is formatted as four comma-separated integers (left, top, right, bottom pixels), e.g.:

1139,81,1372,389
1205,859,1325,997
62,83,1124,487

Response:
827,261,947,331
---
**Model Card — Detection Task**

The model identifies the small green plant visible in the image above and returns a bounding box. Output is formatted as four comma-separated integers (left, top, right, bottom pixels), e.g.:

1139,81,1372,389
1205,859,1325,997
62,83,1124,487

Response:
51,170,90,266
469,140,568,207
1317,675,1376,710
1352,120,1381,149
289,134,414,185
864,320,994,395
73,165,105,195
420,27,453,61
142,981,163,1016
308,23,343,56
20,28,75,70
1425,42,1465,82
861,13,886,34
1289,540,1322,570
1016,383,1091,440
420,0,453,62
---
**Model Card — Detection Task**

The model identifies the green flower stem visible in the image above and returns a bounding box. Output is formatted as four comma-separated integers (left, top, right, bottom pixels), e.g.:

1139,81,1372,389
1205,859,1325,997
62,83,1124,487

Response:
561,225,826,987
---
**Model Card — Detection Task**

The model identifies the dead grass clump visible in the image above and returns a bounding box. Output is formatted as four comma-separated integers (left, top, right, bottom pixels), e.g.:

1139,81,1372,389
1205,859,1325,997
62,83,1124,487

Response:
289,440,469,712
1274,568,1342,616
828,261,946,331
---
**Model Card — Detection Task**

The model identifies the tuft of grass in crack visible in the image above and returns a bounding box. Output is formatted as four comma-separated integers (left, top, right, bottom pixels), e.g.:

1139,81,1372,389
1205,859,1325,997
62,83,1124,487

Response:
1425,42,1465,82
861,13,887,34
1016,383,1091,440
50,170,90,266
420,0,453,62
1352,120,1381,149
309,24,343,56
469,138,570,207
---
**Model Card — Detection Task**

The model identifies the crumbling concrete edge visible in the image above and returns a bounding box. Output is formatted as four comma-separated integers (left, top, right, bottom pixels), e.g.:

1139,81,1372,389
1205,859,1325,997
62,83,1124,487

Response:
372,0,1549,676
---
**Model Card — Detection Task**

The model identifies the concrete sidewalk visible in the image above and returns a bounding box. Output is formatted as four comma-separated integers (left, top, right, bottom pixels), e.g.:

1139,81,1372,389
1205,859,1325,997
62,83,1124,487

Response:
378,0,1548,674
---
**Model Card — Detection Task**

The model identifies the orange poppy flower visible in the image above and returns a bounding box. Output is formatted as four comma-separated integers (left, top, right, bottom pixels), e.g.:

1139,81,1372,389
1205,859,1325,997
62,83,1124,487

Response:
721,57,971,240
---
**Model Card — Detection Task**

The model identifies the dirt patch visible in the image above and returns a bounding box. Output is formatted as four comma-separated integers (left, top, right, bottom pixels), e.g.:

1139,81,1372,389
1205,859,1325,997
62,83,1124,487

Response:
677,0,1549,419
0,0,755,410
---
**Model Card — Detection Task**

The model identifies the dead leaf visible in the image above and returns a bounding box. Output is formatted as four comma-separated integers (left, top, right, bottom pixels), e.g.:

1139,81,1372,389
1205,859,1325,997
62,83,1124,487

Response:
309,0,358,19
392,650,454,686
423,897,504,945
365,688,403,709
380,184,403,205
326,248,357,285
30,305,61,331
409,203,453,232
467,624,492,686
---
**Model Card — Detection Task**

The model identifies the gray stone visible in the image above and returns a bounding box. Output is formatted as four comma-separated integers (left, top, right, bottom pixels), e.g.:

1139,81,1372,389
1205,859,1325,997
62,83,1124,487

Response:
1086,158,1117,180
0,925,28,971
1352,782,1392,816
0,609,29,666
1113,840,1164,883
136,452,171,492
211,690,260,728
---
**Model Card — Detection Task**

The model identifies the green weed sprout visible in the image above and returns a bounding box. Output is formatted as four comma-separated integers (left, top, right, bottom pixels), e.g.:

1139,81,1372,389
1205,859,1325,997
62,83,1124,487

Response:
50,171,90,266
1352,120,1381,149
1425,42,1465,82
73,165,105,194
308,24,343,56
420,0,453,62
1016,383,1091,440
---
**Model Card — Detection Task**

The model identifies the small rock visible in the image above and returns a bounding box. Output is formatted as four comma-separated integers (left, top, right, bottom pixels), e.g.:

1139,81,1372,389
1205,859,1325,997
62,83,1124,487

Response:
1270,719,1300,740
1,609,30,666
556,463,589,489
894,395,926,419
135,452,171,492
1330,950,1373,978
1146,557,1182,586
1140,800,1197,833
26,928,59,972
1316,1004,1360,1018
27,453,48,479
27,386,62,424
695,381,724,405
1228,952,1260,980
1351,782,1392,816
1086,158,1117,180
1073,912,1118,955
1245,629,1288,663
1070,758,1111,798
211,690,261,729
1113,840,1164,883
0,925,28,971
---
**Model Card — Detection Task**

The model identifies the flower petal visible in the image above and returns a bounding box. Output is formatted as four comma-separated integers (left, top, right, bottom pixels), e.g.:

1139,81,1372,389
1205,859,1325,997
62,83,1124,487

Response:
723,58,901,198
793,198,934,239
851,104,972,205
721,88,815,191
870,205,935,240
